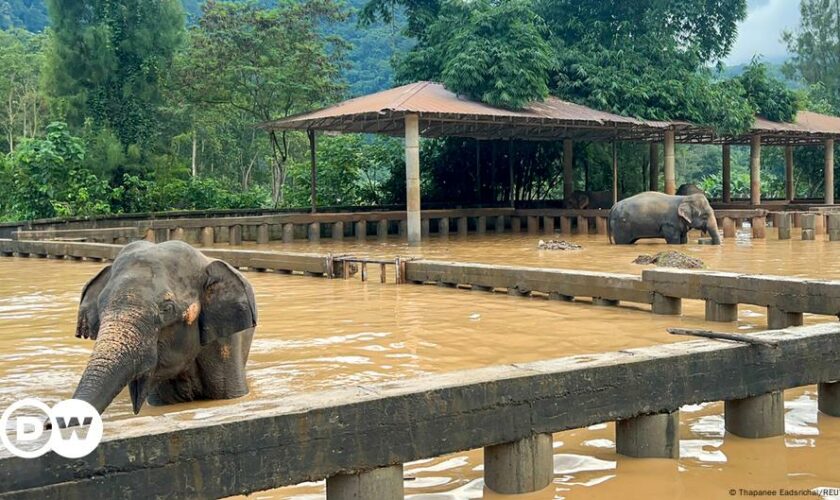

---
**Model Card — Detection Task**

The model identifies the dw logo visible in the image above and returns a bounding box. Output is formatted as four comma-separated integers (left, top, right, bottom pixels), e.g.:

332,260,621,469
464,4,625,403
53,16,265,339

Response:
0,398,103,459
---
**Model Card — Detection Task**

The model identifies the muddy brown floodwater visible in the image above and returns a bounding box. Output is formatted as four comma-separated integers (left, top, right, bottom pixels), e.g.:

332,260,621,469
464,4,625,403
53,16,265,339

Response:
1,227,839,498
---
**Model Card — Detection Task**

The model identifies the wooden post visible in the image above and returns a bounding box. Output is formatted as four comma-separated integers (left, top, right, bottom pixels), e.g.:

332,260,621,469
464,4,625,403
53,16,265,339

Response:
722,144,732,203
825,139,835,205
612,141,618,204
404,114,421,244
649,142,659,192
308,129,317,213
750,134,761,206
785,145,795,201
326,465,403,500
484,434,553,495
564,139,574,201
664,130,676,195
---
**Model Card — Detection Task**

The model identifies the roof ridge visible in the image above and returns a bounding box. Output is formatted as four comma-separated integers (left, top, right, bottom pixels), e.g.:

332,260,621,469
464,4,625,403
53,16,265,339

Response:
387,81,433,111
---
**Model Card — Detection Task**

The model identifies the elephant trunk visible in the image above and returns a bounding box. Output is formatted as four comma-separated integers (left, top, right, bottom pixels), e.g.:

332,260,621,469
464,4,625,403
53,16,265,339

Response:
707,217,722,245
71,316,156,415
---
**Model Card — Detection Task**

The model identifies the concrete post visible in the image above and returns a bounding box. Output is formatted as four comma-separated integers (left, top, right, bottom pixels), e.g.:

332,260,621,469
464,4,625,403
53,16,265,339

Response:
527,216,539,234
649,142,659,192
777,213,791,240
377,220,388,240
705,300,738,322
283,223,295,243
438,217,449,236
326,464,403,500
308,222,320,242
816,213,825,235
496,215,505,233
405,114,421,244
421,219,430,238
793,212,802,228
457,216,468,236
818,381,840,417
724,391,784,438
563,138,574,202
829,213,840,241
750,134,762,206
664,130,676,195
722,217,736,239
229,225,243,246
201,227,214,247
576,215,588,234
616,410,679,458
722,144,732,203
543,216,554,234
511,217,521,233
767,307,803,329
355,220,366,241
477,216,487,234
484,433,553,495
331,221,344,240
652,293,681,315
596,216,608,235
826,139,835,205
257,224,270,244
144,228,156,242
785,145,795,201
399,220,407,237
171,227,185,241
611,141,618,204
752,216,766,239
801,213,816,241
560,216,572,234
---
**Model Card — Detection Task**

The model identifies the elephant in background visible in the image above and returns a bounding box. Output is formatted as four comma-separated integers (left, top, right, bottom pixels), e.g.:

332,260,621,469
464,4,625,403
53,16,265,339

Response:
608,192,721,245
676,183,705,196
566,190,613,209
72,240,257,416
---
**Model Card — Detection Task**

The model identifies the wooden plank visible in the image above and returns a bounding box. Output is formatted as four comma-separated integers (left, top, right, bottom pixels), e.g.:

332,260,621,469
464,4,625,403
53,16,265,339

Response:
2,324,838,498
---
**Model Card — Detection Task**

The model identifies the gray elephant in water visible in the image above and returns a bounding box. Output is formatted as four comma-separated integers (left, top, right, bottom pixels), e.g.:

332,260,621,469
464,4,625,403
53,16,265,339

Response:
72,240,257,416
566,190,613,209
676,183,705,196
608,192,721,245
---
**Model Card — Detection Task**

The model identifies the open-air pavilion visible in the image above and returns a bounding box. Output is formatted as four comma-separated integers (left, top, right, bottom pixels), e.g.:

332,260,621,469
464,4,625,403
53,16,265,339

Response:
264,81,840,244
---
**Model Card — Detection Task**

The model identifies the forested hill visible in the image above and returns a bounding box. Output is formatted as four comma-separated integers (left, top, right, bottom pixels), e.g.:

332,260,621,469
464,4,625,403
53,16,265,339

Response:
0,0,407,96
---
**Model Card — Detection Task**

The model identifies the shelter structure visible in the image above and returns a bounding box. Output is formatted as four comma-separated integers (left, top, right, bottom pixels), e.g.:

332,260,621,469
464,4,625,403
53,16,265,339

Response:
263,81,840,243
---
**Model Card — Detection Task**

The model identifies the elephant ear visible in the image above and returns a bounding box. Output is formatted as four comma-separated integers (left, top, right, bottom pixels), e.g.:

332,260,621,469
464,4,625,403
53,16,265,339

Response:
76,265,111,340
677,200,693,225
199,260,257,346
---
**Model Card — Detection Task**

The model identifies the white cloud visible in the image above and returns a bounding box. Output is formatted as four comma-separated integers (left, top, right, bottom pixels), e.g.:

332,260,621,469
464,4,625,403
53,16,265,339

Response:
725,0,801,65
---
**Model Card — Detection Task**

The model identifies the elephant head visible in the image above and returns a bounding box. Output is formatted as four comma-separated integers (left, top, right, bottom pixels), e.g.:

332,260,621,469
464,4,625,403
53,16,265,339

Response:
567,190,590,209
678,194,721,245
72,240,256,415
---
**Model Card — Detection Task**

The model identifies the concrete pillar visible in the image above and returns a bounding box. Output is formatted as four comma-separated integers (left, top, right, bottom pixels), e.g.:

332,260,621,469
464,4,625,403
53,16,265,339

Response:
801,213,816,241
767,306,803,329
722,144,732,203
750,134,762,206
576,215,588,234
543,216,554,234
527,216,539,234
477,216,487,234
722,217,736,239
793,212,802,228
705,300,738,322
563,138,574,201
777,213,791,240
355,220,366,241
201,227,214,247
560,216,572,234
495,215,505,233
405,114,421,244
816,213,825,235
826,139,835,205
171,227,185,241
511,217,521,233
649,142,659,192
484,433,553,495
257,224,270,244
308,222,320,242
326,464,403,500
399,220,407,237
377,220,388,239
785,145,795,201
818,381,840,417
283,223,295,243
724,391,784,438
331,221,344,240
664,130,676,195
421,218,430,238
616,410,679,458
229,225,243,246
652,293,681,315
611,141,618,204
438,217,449,236
596,216,608,235
752,216,766,239
457,216,468,236
829,213,840,241
144,228,156,242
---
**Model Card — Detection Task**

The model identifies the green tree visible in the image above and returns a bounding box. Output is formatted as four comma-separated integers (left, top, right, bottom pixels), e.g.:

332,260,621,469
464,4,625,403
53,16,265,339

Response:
738,59,799,122
0,29,46,153
783,0,840,111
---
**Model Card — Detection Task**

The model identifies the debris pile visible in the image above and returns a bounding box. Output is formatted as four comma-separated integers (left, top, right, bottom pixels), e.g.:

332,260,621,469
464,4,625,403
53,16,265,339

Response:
538,239,582,251
632,251,705,269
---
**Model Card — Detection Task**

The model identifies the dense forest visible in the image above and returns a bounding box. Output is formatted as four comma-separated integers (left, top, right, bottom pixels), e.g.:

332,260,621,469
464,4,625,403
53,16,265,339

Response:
1,0,839,221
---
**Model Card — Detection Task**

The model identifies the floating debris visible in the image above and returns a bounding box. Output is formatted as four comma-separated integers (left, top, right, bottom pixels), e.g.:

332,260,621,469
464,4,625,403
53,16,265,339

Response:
538,239,582,251
633,251,705,269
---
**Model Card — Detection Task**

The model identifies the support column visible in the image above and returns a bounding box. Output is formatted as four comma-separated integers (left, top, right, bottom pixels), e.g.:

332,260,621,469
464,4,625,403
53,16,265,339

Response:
171,227,185,241
229,225,242,246
308,129,317,213
404,114,421,244
421,219,430,238
722,144,732,203
477,216,487,234
767,306,803,329
377,219,388,239
308,222,320,242
283,223,295,243
457,216,468,236
257,224,270,244
825,138,835,205
543,216,554,234
652,293,681,315
509,139,515,208
484,433,553,495
438,217,449,236
722,217,736,239
612,141,619,204
527,216,539,234
496,215,505,233
801,213,816,240
777,213,791,240
331,221,344,240
201,227,214,247
705,300,738,322
564,138,574,201
616,410,679,458
326,465,403,500
829,213,840,241
511,217,521,233
750,134,762,206
475,140,481,203
725,391,784,438
818,381,840,417
785,145,795,201
663,130,676,195
355,220,366,241
649,142,659,192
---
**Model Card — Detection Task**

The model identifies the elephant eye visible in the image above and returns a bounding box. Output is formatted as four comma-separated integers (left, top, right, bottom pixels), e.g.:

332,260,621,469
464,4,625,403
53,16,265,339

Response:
160,301,176,315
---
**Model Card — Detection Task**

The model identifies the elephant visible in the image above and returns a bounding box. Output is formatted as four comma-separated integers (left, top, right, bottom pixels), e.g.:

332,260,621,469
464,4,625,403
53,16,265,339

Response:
676,183,705,196
607,191,721,245
71,240,257,416
566,190,614,209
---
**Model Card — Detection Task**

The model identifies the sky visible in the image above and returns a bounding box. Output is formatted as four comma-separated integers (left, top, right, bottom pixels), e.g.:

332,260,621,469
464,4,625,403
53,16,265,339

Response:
725,0,801,65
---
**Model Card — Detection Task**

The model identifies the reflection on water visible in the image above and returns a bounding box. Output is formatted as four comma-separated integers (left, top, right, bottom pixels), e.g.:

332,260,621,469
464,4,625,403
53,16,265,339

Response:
0,228,839,498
